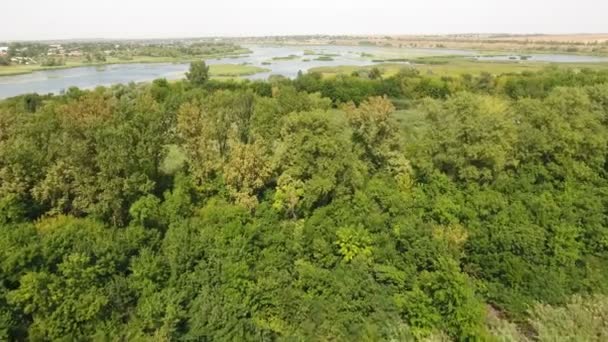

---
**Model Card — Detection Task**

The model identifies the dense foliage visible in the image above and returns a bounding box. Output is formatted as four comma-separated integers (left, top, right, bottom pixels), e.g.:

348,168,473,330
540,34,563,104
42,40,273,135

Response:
1,66,608,341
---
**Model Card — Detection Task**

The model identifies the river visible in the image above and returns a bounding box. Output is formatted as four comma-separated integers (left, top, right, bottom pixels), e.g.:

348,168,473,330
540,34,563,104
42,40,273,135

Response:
1,45,607,99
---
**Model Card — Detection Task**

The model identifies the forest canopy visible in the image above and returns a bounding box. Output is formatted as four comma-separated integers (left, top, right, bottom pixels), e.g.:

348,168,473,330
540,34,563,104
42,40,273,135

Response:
1,66,608,341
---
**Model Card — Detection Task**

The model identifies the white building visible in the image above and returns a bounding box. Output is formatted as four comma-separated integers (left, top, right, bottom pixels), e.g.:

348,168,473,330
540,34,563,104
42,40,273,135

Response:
47,44,65,56
0,47,8,56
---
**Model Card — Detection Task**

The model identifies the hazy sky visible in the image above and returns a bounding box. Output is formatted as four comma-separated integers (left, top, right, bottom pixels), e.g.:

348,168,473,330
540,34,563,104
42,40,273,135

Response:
3,0,607,41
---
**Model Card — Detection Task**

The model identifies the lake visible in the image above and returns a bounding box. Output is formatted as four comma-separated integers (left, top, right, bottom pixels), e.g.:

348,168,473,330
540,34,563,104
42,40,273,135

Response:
1,45,607,99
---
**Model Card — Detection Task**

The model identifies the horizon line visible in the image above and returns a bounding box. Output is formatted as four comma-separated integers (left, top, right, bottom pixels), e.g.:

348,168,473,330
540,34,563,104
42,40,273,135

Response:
2,32,608,43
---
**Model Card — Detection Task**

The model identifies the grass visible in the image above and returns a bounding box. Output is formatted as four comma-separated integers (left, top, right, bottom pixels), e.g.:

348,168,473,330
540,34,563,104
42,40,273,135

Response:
308,57,608,78
357,48,470,60
308,64,404,78
0,64,43,76
272,54,299,61
0,61,103,76
209,64,270,77
327,35,608,57
416,59,608,76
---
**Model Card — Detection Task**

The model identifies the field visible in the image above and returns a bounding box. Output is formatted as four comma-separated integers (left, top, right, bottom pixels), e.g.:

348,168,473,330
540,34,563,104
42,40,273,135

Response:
208,64,269,77
272,54,300,61
309,58,608,78
242,34,608,56
484,34,608,43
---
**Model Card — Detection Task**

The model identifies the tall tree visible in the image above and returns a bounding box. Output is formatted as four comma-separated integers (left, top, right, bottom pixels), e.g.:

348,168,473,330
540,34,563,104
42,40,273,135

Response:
186,61,209,87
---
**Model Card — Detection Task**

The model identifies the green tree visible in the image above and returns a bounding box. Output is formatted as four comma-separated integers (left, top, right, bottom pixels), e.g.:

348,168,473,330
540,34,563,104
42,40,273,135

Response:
419,92,517,182
223,141,272,209
186,61,209,86
273,110,364,214
529,295,608,341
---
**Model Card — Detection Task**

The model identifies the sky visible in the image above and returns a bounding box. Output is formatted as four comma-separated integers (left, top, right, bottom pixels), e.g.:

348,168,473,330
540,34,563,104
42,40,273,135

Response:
2,0,608,41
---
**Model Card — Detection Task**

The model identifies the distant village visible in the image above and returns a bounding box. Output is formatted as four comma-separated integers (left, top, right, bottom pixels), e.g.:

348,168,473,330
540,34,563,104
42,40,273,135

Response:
0,39,242,67
0,44,67,65
0,43,120,65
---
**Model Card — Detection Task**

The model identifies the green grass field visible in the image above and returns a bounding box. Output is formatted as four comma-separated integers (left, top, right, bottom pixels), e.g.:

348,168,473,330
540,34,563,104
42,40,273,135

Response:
309,58,608,78
0,61,99,76
272,54,300,61
209,64,269,77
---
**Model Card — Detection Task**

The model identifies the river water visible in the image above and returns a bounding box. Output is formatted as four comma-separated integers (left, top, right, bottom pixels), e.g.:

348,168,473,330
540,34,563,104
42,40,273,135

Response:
1,45,607,99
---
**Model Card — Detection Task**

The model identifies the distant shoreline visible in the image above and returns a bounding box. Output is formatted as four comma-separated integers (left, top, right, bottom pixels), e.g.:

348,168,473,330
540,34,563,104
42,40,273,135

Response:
3,41,607,77
0,49,252,77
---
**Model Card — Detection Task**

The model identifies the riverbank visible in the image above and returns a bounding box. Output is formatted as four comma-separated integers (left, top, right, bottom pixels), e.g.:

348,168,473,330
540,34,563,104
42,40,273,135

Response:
0,62,271,99
0,49,251,77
